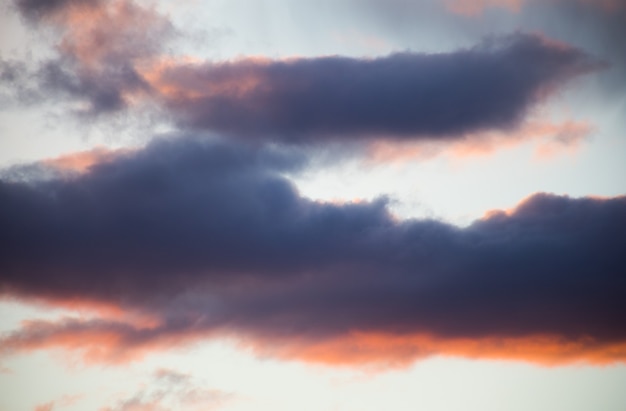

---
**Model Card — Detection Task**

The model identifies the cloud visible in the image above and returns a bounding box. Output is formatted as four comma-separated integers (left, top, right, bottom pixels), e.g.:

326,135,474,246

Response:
34,403,54,411
433,0,626,93
41,147,129,173
0,137,624,366
151,33,600,142
364,119,593,163
5,0,604,142
100,368,233,411
345,0,624,83
8,0,174,116
32,395,81,411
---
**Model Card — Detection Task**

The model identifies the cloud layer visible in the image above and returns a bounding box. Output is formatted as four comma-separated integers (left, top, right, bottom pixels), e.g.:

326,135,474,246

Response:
153,33,599,141
5,0,603,144
2,0,624,370
1,138,624,366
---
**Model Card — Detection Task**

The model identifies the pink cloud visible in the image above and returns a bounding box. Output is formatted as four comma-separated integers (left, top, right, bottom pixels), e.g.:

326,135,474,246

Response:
43,147,128,173
365,119,593,164
34,403,54,411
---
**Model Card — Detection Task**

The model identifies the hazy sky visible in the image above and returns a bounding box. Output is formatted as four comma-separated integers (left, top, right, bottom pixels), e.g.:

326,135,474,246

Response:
1,1,625,410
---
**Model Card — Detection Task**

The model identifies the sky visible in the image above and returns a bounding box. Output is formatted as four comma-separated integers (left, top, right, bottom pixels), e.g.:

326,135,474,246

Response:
0,0,625,410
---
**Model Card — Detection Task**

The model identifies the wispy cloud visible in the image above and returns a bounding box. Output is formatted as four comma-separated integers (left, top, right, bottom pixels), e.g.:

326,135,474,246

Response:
7,0,174,116
100,368,233,411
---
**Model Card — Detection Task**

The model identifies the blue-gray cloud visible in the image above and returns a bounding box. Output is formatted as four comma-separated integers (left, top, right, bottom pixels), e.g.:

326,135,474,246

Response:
159,33,601,142
0,137,624,363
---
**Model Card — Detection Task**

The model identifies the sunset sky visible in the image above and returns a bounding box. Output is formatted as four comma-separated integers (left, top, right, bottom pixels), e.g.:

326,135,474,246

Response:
1,0,625,410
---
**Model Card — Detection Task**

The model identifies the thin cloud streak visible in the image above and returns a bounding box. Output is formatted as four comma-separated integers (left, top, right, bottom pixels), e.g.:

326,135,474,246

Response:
364,119,593,163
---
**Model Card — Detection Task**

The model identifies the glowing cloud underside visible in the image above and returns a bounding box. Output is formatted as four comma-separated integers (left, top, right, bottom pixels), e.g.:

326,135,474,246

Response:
1,138,624,366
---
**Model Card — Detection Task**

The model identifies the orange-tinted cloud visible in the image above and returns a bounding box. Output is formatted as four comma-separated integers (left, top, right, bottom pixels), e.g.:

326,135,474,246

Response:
43,147,127,173
451,119,592,158
142,56,272,102
3,316,626,368
248,332,626,368
52,1,169,69
34,402,54,411
365,119,592,164
0,317,191,364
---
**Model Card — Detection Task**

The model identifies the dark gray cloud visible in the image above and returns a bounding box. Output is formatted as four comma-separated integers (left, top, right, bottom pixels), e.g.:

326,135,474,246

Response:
159,33,601,142
0,137,624,364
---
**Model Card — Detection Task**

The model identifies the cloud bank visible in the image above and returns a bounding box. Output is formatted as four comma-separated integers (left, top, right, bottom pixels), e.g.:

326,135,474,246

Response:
1,138,624,366
126,33,604,142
